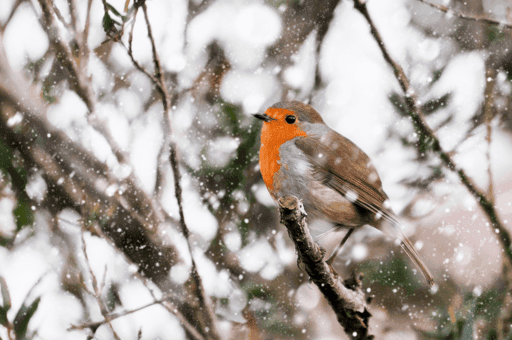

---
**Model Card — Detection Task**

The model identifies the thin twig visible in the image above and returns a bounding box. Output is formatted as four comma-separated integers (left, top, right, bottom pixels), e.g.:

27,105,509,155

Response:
70,302,158,331
86,223,205,340
416,0,512,30
125,6,160,85
353,0,512,265
80,228,122,340
69,297,169,331
52,3,74,34
37,0,95,111
484,68,495,203
278,195,373,340
141,2,168,101
81,0,94,64
67,0,79,33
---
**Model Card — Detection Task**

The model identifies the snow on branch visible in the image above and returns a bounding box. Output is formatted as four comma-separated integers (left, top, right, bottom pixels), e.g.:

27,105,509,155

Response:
278,195,373,340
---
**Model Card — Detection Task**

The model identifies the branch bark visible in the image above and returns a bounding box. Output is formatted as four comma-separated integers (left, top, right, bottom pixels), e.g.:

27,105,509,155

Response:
416,0,512,30
278,195,373,340
353,0,512,266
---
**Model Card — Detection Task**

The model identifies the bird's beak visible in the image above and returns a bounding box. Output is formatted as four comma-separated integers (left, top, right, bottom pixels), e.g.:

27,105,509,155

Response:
253,113,275,122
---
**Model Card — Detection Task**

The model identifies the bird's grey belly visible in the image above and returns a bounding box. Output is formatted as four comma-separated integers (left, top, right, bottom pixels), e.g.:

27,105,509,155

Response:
272,140,362,228
271,140,363,258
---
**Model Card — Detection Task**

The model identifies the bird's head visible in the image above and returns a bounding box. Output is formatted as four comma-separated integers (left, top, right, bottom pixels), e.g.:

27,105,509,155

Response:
253,101,325,144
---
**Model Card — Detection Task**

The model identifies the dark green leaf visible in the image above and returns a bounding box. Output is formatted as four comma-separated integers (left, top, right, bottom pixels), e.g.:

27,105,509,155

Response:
0,306,7,326
13,197,34,231
102,12,115,32
13,297,41,339
430,68,445,85
388,92,409,117
105,2,123,17
0,234,14,248
0,140,13,178
487,329,498,340
0,277,11,311
0,140,28,191
475,288,504,321
422,93,451,115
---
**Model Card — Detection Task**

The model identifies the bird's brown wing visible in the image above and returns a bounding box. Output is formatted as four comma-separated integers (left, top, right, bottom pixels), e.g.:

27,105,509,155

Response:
295,132,435,286
294,132,400,227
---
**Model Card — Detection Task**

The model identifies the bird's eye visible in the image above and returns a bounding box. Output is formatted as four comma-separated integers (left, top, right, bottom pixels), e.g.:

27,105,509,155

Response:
285,115,296,124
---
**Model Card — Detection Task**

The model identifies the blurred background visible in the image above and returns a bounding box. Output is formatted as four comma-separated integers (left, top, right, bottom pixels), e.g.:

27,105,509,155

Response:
0,0,511,339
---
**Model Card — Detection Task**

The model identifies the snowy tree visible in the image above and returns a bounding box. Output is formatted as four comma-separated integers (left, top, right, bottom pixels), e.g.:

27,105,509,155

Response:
0,0,511,339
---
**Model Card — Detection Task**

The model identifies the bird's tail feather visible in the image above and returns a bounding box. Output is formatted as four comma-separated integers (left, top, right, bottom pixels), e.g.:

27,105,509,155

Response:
400,235,434,287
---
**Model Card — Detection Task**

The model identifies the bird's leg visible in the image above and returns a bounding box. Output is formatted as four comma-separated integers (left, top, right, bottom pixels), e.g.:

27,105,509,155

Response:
326,228,355,265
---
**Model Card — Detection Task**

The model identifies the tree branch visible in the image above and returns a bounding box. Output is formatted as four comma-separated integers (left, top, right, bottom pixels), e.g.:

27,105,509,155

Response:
121,2,221,339
278,195,373,340
69,223,205,340
81,0,94,65
80,230,122,340
37,0,129,166
0,32,179,285
416,0,512,30
353,0,512,265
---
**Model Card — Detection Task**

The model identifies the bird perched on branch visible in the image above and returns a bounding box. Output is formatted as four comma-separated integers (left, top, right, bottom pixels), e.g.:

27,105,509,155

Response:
254,101,434,286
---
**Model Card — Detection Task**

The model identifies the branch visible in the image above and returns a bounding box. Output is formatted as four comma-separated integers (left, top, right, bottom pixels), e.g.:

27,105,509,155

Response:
0,33,179,285
267,0,341,101
483,67,496,202
81,0,94,64
352,0,512,265
69,299,162,332
122,3,221,339
70,222,205,340
278,196,373,340
37,0,129,166
80,230,122,340
416,0,512,30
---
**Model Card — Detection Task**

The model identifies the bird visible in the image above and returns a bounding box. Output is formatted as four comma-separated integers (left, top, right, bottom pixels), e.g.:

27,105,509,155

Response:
253,100,434,287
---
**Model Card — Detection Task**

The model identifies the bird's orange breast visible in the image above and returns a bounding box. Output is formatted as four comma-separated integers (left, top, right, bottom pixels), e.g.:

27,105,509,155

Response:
259,108,307,192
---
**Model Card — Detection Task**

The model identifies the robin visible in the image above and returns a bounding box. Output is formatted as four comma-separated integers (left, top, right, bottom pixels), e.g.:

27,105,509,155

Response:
254,101,434,286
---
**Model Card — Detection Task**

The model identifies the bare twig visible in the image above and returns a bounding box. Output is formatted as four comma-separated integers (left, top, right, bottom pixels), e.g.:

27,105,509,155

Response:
313,0,341,90
141,3,168,101
37,0,95,111
278,196,373,340
125,6,159,85
70,299,161,331
484,68,496,202
52,3,74,34
353,0,512,265
70,291,204,340
67,0,79,33
80,229,122,340
81,0,94,64
84,223,205,340
416,0,512,30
